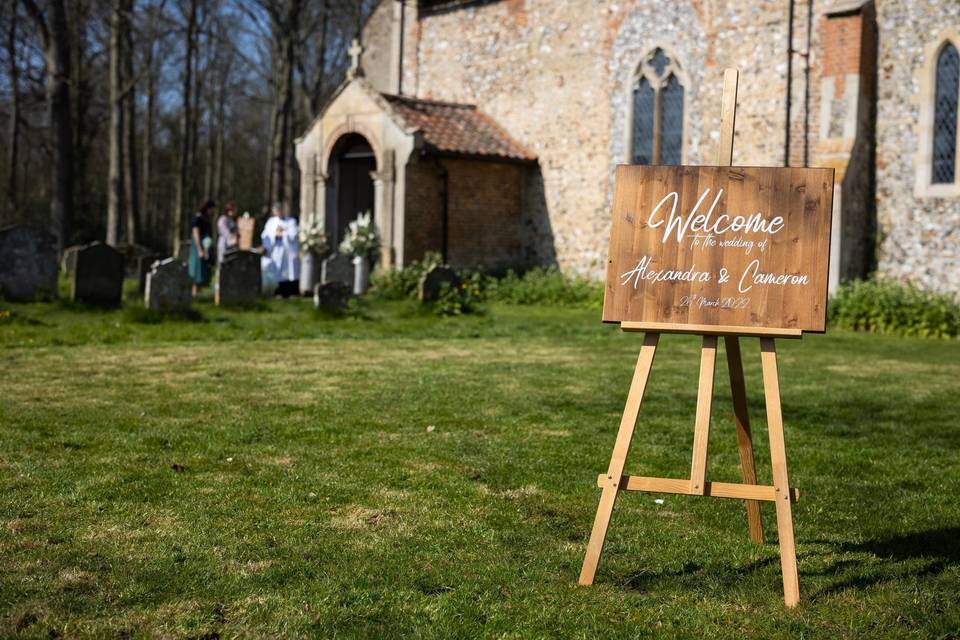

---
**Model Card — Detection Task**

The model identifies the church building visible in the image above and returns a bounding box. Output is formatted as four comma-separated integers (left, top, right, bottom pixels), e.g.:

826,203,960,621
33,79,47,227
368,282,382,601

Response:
295,0,960,294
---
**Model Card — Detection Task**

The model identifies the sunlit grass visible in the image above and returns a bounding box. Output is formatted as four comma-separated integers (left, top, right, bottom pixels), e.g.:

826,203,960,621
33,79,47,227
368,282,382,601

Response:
1,295,958,638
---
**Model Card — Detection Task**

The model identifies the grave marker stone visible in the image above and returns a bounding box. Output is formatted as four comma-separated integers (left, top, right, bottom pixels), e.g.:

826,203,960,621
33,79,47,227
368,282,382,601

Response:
62,244,82,274
321,254,354,287
137,254,161,293
144,258,192,312
71,242,124,306
0,225,59,301
418,266,460,304
217,250,261,306
313,281,351,313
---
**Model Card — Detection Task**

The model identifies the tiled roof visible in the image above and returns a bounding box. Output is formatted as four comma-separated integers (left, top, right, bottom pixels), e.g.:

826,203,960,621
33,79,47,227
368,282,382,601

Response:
382,94,536,162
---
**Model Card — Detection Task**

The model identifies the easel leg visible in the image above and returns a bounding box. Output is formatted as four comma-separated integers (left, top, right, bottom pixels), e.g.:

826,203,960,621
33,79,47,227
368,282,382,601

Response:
760,338,800,607
579,332,660,586
724,336,764,543
689,336,718,493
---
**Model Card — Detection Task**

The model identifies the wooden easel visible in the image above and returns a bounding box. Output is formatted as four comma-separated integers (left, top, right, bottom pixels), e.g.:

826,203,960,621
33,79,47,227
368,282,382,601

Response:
578,69,802,608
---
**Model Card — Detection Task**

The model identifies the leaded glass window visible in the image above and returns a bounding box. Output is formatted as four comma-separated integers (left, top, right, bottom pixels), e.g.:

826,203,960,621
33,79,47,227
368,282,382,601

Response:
932,43,959,184
630,48,685,165
632,78,655,165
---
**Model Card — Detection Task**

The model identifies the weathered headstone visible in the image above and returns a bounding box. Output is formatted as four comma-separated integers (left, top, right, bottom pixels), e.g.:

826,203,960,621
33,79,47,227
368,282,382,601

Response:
418,266,460,304
71,242,124,306
136,254,161,293
0,225,59,301
313,281,351,313
321,253,354,287
144,258,192,312
61,244,82,274
217,250,261,306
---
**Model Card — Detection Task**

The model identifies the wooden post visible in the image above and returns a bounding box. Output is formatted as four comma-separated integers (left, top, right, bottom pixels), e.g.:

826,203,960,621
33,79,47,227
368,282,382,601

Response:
715,68,764,543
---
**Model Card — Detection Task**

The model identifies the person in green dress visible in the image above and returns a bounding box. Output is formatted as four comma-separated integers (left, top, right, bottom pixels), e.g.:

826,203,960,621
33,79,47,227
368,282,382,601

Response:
188,199,216,296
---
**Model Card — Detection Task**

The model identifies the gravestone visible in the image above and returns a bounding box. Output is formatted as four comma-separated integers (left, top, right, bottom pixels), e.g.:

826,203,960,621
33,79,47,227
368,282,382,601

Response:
0,225,59,301
313,281,351,313
144,258,192,312
217,250,261,306
136,254,161,293
62,244,82,274
418,266,460,304
321,254,354,287
71,242,124,306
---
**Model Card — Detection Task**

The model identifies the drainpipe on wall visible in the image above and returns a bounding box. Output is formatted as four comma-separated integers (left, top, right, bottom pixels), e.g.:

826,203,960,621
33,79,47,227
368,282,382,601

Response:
437,160,449,264
785,0,795,167
803,0,814,167
397,0,405,95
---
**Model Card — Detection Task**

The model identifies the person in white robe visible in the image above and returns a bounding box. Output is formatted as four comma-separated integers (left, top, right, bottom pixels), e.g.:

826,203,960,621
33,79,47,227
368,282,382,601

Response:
261,202,301,297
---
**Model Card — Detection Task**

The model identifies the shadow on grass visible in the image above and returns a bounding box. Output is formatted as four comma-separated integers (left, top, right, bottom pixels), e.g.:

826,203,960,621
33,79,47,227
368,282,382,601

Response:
803,527,960,598
607,527,959,599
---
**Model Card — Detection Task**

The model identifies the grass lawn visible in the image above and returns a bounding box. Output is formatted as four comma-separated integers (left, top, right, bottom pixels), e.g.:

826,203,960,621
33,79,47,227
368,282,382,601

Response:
1,293,958,638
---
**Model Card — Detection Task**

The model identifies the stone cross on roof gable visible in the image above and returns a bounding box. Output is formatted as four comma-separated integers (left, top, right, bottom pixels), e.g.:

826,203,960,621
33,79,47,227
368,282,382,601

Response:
348,38,364,79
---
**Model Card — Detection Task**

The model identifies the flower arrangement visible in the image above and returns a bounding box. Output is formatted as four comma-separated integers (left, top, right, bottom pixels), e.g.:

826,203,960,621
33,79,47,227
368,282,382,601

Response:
298,218,329,256
339,211,378,258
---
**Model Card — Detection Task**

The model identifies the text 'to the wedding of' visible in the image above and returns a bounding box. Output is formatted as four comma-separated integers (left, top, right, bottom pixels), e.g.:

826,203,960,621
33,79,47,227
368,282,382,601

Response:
578,68,835,607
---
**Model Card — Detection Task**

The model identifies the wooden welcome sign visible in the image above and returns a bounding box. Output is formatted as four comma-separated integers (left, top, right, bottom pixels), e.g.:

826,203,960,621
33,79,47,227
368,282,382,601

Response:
579,69,834,608
604,165,834,333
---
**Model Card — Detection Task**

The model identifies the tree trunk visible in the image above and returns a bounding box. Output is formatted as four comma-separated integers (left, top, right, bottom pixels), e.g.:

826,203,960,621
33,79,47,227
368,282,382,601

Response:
121,0,138,245
106,0,123,245
141,40,155,247
174,0,197,253
268,31,294,208
23,0,74,253
6,6,19,211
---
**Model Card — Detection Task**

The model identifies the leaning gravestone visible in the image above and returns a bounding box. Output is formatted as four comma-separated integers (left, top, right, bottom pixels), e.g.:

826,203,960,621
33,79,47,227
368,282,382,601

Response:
321,253,354,287
217,250,261,306
313,281,351,313
136,253,161,293
0,225,59,301
71,242,125,306
418,266,460,304
61,244,82,274
144,258,192,313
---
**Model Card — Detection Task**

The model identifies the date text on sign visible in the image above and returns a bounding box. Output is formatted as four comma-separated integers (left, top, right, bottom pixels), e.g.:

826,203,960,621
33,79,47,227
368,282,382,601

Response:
603,165,835,332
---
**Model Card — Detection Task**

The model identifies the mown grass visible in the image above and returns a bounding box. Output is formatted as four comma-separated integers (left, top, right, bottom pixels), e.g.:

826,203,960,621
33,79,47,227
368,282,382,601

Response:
1,292,958,638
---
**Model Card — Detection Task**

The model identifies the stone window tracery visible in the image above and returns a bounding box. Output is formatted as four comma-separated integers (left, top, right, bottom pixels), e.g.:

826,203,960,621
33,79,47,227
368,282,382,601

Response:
631,48,686,165
916,30,960,198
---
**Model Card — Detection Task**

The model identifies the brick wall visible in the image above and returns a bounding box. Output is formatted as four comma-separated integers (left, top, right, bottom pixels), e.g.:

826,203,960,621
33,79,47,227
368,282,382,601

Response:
403,156,526,269
403,160,443,263
444,158,525,270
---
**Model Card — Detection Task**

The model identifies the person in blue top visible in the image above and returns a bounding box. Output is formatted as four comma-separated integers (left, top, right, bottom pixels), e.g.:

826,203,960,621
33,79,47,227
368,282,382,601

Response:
188,199,216,296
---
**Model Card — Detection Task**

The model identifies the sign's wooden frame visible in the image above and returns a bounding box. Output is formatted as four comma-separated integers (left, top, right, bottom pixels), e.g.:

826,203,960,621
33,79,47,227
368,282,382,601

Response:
579,69,803,607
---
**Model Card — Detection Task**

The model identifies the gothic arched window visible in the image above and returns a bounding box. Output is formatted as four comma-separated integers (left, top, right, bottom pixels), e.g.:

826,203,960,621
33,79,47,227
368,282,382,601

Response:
932,42,959,184
631,48,685,165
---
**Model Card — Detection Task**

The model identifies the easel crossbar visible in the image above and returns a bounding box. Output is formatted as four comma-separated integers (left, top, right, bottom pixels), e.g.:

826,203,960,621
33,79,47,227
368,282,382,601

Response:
597,474,799,503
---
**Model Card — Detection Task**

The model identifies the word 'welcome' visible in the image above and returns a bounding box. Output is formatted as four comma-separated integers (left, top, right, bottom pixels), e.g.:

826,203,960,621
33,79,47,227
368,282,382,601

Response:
644,189,785,244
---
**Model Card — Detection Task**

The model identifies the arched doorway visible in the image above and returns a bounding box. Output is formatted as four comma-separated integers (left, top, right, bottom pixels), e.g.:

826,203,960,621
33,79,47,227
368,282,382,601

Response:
326,133,376,247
